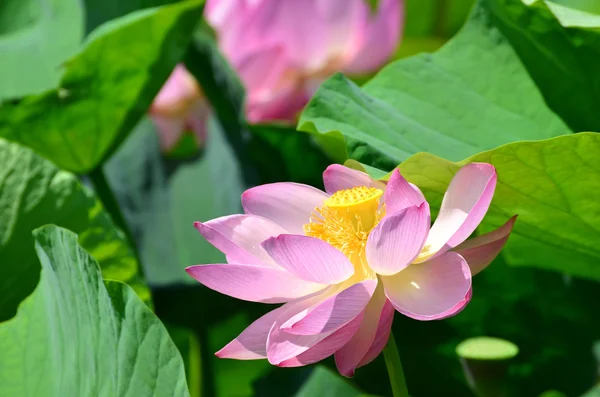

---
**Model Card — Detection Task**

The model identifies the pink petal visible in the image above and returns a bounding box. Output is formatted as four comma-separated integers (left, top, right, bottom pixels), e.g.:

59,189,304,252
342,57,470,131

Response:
434,288,472,320
266,287,362,365
322,164,386,194
422,163,497,258
261,235,354,284
313,0,366,65
277,311,364,367
357,300,395,368
204,0,242,28
185,264,326,303
343,0,403,75
194,215,287,267
231,43,305,123
241,182,328,234
216,304,287,359
150,64,207,151
382,252,472,320
366,203,431,276
207,0,262,60
334,286,391,377
186,100,210,146
280,280,377,335
215,0,327,74
151,65,201,116
151,115,186,151
453,216,517,276
246,83,308,123
247,0,330,72
384,169,427,215
235,44,291,97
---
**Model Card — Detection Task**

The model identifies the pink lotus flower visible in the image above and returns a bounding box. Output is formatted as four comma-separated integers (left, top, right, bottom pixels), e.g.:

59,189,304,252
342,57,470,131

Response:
150,1,402,140
150,65,209,151
186,163,515,376
205,0,403,122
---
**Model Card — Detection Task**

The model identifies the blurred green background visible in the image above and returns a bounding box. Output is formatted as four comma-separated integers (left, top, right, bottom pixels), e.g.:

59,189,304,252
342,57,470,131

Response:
1,0,600,396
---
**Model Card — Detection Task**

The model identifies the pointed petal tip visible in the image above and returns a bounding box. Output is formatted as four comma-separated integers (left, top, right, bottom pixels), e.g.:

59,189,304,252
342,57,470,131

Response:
214,345,252,360
214,346,238,359
504,214,518,230
277,310,316,333
277,313,298,331
323,163,343,174
322,163,386,194
278,323,294,332
458,162,497,185
453,215,518,277
384,170,428,214
259,234,286,254
184,265,197,274
338,368,355,378
468,162,497,172
240,188,252,199
267,354,282,366
193,220,213,236
334,356,357,378
259,234,278,249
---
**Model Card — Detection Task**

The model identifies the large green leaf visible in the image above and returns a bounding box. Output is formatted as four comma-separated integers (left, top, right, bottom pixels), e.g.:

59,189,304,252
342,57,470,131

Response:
404,0,476,38
481,0,600,132
394,0,475,59
167,326,202,397
551,0,600,14
0,0,83,99
294,367,369,397
581,386,600,397
396,133,600,281
299,1,571,168
0,139,148,322
0,226,189,397
83,0,179,34
0,0,203,173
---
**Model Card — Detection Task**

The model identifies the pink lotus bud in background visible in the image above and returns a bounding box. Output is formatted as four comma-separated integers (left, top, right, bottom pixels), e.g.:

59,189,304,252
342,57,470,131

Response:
205,0,404,123
150,65,209,151
186,163,516,376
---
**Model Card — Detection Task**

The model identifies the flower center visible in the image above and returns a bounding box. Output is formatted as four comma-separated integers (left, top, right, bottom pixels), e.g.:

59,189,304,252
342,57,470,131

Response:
303,186,384,279
324,186,384,231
